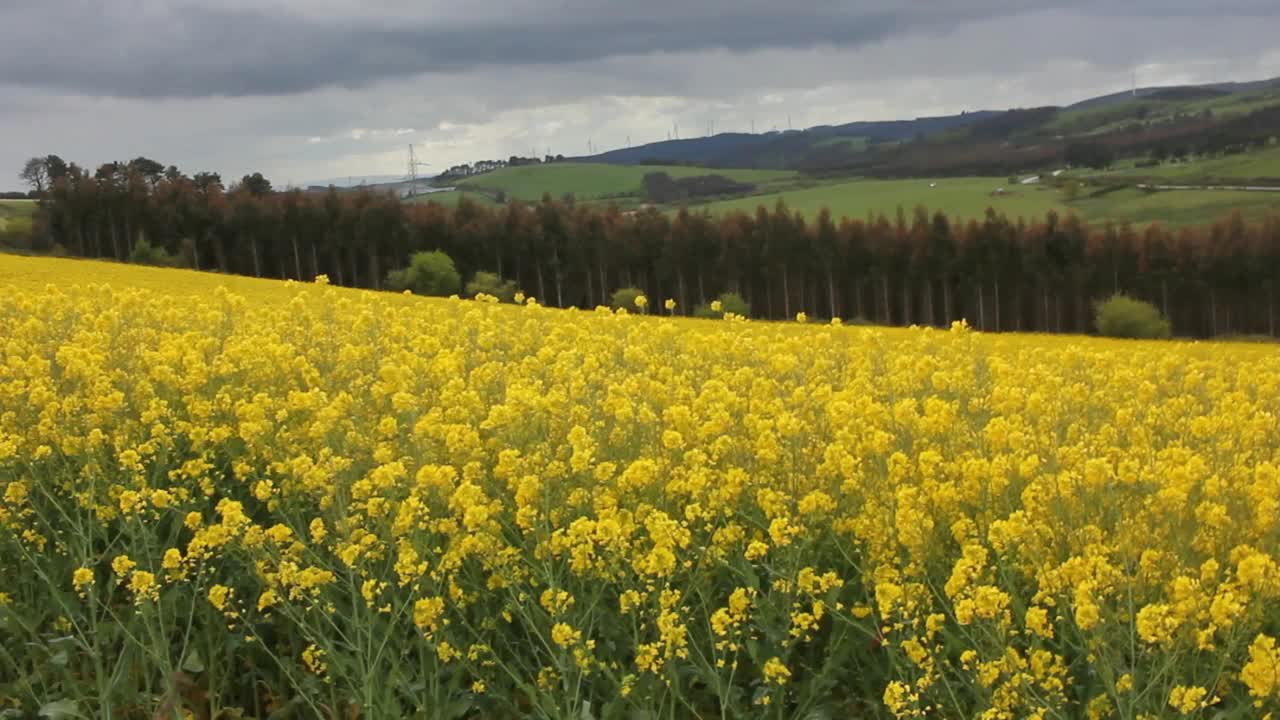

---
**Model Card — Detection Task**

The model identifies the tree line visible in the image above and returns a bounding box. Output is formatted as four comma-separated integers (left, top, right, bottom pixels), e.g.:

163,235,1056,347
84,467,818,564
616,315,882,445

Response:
17,155,1280,338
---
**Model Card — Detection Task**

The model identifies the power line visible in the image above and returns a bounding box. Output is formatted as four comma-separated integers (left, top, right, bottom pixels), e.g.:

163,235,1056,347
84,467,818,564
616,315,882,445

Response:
405,144,430,198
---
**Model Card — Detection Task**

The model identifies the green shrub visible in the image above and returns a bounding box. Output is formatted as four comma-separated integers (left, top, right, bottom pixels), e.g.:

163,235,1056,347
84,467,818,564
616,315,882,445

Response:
717,292,751,317
610,287,645,311
465,271,519,303
693,291,752,319
386,250,461,296
385,268,410,292
1094,294,1171,339
129,239,178,267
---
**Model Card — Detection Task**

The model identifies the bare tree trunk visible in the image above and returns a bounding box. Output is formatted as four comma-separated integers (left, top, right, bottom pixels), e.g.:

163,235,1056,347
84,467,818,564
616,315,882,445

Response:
993,277,1001,332
827,269,837,319
554,270,563,308
598,261,607,307
213,236,228,273
1042,288,1050,333
250,236,261,277
1161,278,1169,318
977,285,986,330
585,267,594,308
854,277,864,319
348,247,358,287
1076,290,1087,335
109,211,121,260
925,279,935,326
698,268,707,306
677,270,687,313
882,275,891,325
292,235,303,280
942,278,952,326
535,262,546,302
782,267,791,318
902,280,911,326
1269,283,1276,337
1210,288,1218,336
311,242,320,280
74,217,86,256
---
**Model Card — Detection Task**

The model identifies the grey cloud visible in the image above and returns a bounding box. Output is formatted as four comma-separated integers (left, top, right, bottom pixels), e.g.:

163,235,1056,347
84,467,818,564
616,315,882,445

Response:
2,4,1278,187
5,0,1273,99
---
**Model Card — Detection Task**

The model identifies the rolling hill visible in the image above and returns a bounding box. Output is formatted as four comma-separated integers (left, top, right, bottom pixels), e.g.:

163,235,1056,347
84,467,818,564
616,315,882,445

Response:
689,177,1064,224
576,77,1280,178
452,163,796,203
402,76,1280,229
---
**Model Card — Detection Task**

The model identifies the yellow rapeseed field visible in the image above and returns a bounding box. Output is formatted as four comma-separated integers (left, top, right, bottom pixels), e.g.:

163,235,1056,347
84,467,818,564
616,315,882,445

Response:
2,254,1279,719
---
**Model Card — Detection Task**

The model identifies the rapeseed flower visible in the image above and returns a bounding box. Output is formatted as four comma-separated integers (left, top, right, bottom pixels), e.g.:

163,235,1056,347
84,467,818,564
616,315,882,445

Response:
1,254,1278,718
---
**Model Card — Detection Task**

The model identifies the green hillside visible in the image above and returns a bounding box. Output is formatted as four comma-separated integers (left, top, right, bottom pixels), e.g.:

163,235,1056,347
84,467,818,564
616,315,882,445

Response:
415,161,1279,228
1068,186,1280,227
0,200,36,235
1044,86,1280,137
690,177,1064,224
679,176,1277,227
812,136,870,151
455,163,795,202
406,190,500,207
1103,145,1280,182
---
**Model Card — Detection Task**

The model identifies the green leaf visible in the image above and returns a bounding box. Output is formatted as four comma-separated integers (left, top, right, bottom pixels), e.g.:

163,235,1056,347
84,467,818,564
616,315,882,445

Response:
442,699,474,720
49,648,69,667
182,648,206,673
38,699,85,719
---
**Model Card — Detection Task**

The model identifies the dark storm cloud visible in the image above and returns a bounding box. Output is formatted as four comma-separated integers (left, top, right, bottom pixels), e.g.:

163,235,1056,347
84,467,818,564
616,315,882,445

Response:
4,0,1274,99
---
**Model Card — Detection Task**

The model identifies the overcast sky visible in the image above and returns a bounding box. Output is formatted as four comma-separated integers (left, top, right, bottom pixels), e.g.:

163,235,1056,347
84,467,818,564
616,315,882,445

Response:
3,0,1280,187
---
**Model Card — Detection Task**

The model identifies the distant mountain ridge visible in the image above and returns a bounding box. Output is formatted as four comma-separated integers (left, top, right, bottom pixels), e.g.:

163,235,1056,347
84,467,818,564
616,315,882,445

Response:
577,76,1280,173
588,113,1001,168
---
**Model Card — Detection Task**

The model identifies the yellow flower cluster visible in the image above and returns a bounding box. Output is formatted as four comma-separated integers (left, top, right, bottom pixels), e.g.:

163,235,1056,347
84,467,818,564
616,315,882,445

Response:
1,254,1279,718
